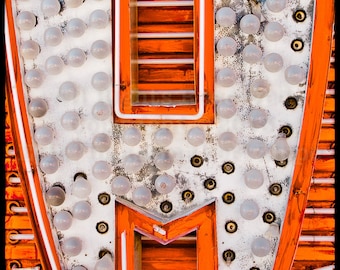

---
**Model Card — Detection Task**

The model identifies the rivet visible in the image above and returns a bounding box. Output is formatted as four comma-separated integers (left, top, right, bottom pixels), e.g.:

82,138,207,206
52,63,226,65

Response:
225,221,238,233
204,178,216,190
222,192,235,204
190,155,204,167
263,211,276,224
96,221,109,234
98,192,111,205
160,201,173,213
269,183,282,196
222,162,235,174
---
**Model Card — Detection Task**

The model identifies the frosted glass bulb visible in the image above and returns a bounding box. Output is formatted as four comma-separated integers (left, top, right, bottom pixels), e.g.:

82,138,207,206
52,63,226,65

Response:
91,40,110,59
65,141,86,160
28,98,48,118
242,44,262,64
24,69,44,88
44,27,63,46
122,127,142,146
251,237,271,257
66,18,86,37
111,176,131,195
155,174,176,194
250,79,270,98
41,0,61,17
92,161,112,180
154,128,173,147
62,237,82,256
66,48,86,67
65,0,83,8
248,108,268,128
92,101,111,121
20,40,40,59
45,55,64,75
53,210,72,230
34,126,54,145
59,81,78,101
240,14,260,34
16,11,36,30
216,37,237,56
217,99,237,118
246,139,266,159
285,65,306,85
215,7,236,27
266,0,287,12
264,22,284,42
240,199,259,220
122,154,144,174
216,68,237,87
154,152,174,170
263,53,283,72
218,132,237,151
61,111,80,130
95,253,114,270
46,185,65,206
40,155,59,174
91,72,111,90
244,169,264,189
132,186,152,206
89,10,109,29
72,176,91,198
72,201,91,220
270,134,290,161
187,127,206,146
92,133,111,152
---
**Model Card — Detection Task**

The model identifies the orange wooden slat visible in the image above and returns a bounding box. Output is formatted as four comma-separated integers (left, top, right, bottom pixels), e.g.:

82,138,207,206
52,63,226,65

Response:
307,185,335,202
5,244,39,260
313,157,335,172
138,7,193,23
5,186,25,201
301,215,335,234
327,67,335,81
138,39,194,55
5,157,18,171
6,260,42,269
139,65,194,82
294,245,335,261
292,261,335,270
323,97,335,112
5,215,33,230
318,127,335,142
306,200,335,208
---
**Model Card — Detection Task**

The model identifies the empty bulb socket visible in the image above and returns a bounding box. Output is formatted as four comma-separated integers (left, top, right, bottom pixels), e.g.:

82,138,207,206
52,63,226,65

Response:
222,162,235,174
284,97,298,109
279,126,293,137
182,190,195,202
190,155,204,167
160,201,173,213
223,249,236,262
222,192,235,204
225,221,238,233
98,192,111,205
275,159,288,167
293,10,306,22
269,183,282,196
263,211,276,224
204,178,216,190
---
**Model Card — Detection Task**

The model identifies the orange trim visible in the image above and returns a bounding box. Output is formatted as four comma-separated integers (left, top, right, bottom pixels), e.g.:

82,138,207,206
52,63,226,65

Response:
273,1,334,269
5,1,61,269
115,202,217,270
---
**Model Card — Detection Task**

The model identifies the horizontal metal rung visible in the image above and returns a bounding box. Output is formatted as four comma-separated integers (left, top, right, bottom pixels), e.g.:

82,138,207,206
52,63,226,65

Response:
9,234,34,240
322,118,335,125
304,208,335,215
316,149,335,156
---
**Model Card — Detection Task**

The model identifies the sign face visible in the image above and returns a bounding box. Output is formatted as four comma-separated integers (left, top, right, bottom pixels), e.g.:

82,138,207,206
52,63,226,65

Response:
5,0,333,269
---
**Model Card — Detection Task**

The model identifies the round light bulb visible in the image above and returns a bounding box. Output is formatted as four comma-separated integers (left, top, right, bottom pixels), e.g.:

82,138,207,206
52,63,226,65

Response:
24,69,44,88
111,176,131,195
92,101,111,121
66,48,86,67
285,65,306,85
154,152,174,170
59,81,78,101
61,111,80,130
122,127,142,146
122,154,144,174
266,0,287,12
132,186,152,206
218,132,237,151
246,139,267,159
242,44,262,64
91,40,110,59
153,128,173,147
187,127,206,146
263,53,283,72
94,253,114,270
216,68,237,87
46,185,65,206
215,7,236,27
64,0,83,8
16,11,36,30
264,22,284,42
28,98,48,117
72,176,91,198
217,99,237,118
45,55,64,75
89,9,109,29
53,210,73,230
240,14,260,34
216,37,237,56
44,27,63,46
41,0,61,17
244,169,264,189
250,79,270,98
155,174,176,194
248,108,268,128
65,141,86,160
270,134,290,161
66,18,86,38
251,237,271,257
40,155,59,174
92,133,111,152
240,199,259,220
34,126,54,145
62,237,82,257
72,201,91,220
20,40,40,59
91,72,111,91
92,160,112,180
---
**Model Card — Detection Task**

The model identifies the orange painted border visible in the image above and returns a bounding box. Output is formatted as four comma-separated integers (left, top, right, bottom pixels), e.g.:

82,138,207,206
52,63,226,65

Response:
273,1,334,269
